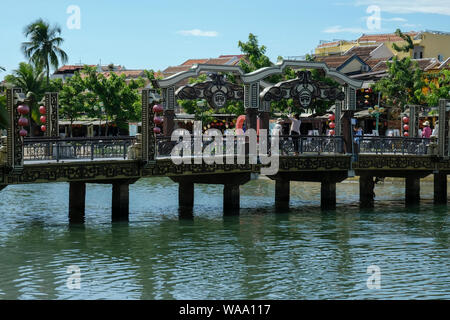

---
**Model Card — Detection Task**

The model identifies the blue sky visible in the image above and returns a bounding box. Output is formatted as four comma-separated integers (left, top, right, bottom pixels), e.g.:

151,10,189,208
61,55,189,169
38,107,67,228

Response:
0,0,449,79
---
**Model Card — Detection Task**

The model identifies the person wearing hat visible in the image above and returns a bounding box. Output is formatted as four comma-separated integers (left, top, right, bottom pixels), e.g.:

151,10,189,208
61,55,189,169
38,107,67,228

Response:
422,121,432,138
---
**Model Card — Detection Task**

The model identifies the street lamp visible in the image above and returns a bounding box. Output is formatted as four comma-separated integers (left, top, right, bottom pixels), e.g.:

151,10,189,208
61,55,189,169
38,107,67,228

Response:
368,105,385,133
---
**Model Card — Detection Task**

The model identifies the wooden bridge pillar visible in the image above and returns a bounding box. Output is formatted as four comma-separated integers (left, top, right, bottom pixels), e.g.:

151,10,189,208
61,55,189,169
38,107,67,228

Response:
223,184,240,214
434,172,447,205
275,179,290,211
321,180,336,210
69,182,86,223
405,176,420,206
112,181,130,222
360,174,374,208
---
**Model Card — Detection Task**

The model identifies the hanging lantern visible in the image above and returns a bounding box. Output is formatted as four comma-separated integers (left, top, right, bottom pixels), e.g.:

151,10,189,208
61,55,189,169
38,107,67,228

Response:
368,107,374,113
39,106,46,115
153,127,161,134
402,117,409,124
17,105,30,115
365,95,370,99
365,100,369,104
403,124,409,131
19,129,28,137
404,131,409,137
40,125,47,132
153,116,163,125
152,104,163,113
329,122,336,129
18,117,29,127
329,130,335,136
40,116,47,124
328,114,335,121
368,88,373,93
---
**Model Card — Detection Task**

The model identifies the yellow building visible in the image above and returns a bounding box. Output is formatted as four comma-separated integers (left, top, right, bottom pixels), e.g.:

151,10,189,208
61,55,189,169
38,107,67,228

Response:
315,31,450,62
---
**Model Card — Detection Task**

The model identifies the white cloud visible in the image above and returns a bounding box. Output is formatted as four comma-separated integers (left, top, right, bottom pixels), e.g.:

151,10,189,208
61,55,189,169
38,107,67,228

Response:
355,0,450,16
385,17,407,22
323,25,374,33
177,29,219,37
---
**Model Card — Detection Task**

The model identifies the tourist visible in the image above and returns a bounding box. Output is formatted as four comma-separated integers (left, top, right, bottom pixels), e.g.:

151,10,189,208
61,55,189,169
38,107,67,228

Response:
271,118,283,136
431,121,439,137
288,114,301,155
422,121,432,138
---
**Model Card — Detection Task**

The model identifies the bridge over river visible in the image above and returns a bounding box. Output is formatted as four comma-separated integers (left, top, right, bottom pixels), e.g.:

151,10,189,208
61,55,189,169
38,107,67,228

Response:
1,61,450,223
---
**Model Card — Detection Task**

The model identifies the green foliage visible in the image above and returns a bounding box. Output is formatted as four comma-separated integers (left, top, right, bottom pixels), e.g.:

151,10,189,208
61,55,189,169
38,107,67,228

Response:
59,71,97,136
4,62,46,124
391,29,415,53
0,95,9,130
82,66,145,131
372,56,423,110
415,70,450,107
22,18,68,84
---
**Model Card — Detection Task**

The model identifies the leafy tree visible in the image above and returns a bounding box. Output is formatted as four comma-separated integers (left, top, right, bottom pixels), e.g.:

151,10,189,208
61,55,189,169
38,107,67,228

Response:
83,66,145,135
4,62,46,131
59,71,97,137
415,70,450,107
372,56,423,110
22,18,68,85
391,29,415,54
0,95,9,130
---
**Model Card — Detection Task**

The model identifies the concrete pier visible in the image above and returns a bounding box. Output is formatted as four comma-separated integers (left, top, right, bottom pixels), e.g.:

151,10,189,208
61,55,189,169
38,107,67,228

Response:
69,181,86,223
178,181,194,210
321,180,336,210
360,174,375,208
112,181,130,222
434,172,447,205
223,184,240,214
275,179,290,211
405,176,420,206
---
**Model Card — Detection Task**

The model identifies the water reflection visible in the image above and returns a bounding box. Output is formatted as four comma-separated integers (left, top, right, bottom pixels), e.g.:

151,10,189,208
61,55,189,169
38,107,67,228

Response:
0,178,448,299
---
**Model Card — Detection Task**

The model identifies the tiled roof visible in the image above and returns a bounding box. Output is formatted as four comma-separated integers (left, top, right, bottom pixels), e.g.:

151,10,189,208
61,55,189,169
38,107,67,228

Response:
162,65,192,76
55,65,95,74
181,59,209,66
365,57,387,69
358,31,419,43
372,58,438,72
344,45,379,60
99,70,145,78
316,55,353,68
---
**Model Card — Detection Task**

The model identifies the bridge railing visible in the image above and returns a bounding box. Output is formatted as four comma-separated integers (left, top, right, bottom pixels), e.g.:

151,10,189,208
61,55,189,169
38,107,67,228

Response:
23,136,136,162
155,135,345,159
357,136,435,155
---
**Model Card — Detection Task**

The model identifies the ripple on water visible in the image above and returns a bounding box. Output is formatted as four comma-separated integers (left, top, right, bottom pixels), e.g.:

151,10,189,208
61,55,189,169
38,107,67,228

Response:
0,178,449,299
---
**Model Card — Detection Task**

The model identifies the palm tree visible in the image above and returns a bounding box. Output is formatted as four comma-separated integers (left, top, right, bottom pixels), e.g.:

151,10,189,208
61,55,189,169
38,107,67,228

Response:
4,62,46,135
21,19,68,85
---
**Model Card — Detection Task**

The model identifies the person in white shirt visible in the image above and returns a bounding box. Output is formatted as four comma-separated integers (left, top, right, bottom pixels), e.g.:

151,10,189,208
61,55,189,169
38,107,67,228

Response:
271,118,283,136
288,114,301,155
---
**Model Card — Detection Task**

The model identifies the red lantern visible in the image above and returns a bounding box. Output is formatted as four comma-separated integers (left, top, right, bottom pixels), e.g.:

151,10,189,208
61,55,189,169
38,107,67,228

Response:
329,130,335,136
40,125,46,132
328,114,335,121
402,117,409,124
19,129,27,137
153,127,161,134
39,106,46,115
329,122,336,129
40,116,47,124
404,131,409,137
153,116,163,125
152,104,163,113
403,124,409,131
18,117,29,127
17,105,30,115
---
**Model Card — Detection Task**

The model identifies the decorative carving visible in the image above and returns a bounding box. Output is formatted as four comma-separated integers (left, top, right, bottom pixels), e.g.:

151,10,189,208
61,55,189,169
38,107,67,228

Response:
45,92,59,137
141,89,156,163
260,71,345,109
355,155,435,170
6,88,24,172
176,73,244,109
